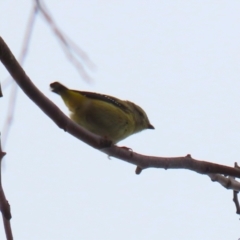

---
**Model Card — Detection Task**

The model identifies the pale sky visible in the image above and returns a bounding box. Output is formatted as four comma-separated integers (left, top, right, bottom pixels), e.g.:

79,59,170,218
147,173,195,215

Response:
1,1,240,239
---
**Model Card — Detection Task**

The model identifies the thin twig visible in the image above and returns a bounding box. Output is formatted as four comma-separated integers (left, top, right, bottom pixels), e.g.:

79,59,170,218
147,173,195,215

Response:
233,191,240,214
209,163,240,215
0,134,13,240
1,77,13,240
19,4,39,63
233,163,240,214
36,0,94,81
208,174,240,191
2,83,18,148
2,4,38,148
0,84,2,97
1,4,38,90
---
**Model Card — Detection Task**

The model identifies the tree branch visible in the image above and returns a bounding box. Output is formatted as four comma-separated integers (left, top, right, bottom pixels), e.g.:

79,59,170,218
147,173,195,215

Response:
0,83,2,97
1,36,240,180
0,36,109,149
2,3,38,148
208,174,240,191
0,134,13,239
35,0,94,81
233,191,240,214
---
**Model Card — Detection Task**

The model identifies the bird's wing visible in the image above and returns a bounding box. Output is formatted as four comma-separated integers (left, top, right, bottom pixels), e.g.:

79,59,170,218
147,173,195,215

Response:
72,90,131,113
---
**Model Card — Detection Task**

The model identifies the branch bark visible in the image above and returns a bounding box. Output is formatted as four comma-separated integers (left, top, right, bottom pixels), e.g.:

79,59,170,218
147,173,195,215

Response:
1,36,240,180
0,84,2,97
0,136,13,240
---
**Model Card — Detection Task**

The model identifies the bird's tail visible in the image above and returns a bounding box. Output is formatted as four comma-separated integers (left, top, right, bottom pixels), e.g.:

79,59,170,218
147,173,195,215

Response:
50,82,68,94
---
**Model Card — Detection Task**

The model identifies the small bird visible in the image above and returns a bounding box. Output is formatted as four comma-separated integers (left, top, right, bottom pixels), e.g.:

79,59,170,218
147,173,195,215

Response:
50,82,154,143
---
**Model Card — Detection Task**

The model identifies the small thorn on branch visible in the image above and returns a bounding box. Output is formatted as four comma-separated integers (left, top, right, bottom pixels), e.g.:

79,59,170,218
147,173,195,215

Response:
135,166,142,175
234,162,240,170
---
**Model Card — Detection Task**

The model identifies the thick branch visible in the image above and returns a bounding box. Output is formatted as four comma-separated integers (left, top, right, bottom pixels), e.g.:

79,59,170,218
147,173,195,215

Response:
1,36,240,179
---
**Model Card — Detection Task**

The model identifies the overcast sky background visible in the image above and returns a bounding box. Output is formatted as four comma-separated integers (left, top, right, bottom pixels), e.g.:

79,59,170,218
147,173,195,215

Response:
1,1,240,239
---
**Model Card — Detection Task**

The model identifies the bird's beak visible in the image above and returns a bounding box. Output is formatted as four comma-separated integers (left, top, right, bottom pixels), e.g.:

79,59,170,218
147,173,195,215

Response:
148,123,155,129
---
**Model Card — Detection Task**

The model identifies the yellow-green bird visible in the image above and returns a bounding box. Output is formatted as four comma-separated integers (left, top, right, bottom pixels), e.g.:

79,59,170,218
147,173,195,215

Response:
50,82,154,143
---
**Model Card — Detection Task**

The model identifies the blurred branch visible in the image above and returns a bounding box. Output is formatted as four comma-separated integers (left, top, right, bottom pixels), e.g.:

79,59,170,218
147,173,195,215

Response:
19,4,39,63
2,83,18,148
2,1,95,147
35,0,95,81
1,4,38,90
2,1,95,148
0,135,13,240
2,4,38,148
1,36,240,181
